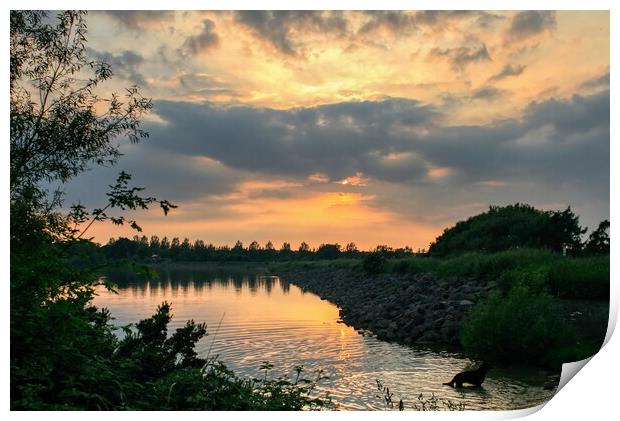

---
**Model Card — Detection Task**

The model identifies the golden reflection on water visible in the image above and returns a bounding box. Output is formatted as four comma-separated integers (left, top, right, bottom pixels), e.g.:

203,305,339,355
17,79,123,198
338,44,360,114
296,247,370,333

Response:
96,274,345,343
94,270,557,411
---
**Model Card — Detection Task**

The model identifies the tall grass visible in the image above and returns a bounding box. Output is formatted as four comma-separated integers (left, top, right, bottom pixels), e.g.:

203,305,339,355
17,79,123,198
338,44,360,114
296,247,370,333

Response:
547,256,609,300
273,249,609,302
436,248,557,280
373,249,609,301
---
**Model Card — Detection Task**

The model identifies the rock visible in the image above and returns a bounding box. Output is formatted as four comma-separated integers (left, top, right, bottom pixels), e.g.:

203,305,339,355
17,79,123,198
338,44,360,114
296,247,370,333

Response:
411,313,425,326
441,319,459,341
281,267,494,350
418,331,440,343
432,301,445,311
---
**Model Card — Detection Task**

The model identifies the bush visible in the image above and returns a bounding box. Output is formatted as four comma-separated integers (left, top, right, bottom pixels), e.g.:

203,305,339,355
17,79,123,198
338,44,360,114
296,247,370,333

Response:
362,252,387,274
496,266,549,294
11,301,333,410
461,284,576,366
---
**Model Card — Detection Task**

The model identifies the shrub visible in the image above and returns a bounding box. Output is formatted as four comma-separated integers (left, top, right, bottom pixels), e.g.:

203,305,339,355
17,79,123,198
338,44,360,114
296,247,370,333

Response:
496,266,549,294
362,252,387,274
461,284,576,366
11,301,333,410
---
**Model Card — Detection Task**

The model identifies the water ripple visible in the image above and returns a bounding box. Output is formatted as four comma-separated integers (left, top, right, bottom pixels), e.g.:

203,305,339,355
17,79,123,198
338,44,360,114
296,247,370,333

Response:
94,274,557,410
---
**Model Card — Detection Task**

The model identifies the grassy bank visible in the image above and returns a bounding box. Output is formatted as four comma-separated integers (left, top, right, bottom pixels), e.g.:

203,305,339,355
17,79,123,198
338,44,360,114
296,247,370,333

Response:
274,249,609,302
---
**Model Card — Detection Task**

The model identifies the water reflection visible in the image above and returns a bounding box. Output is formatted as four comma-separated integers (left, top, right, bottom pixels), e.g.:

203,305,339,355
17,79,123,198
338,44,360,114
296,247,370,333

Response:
105,268,285,298
94,267,557,411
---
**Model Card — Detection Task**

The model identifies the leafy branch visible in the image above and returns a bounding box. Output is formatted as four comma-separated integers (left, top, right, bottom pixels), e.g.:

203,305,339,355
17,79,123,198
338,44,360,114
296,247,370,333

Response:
67,171,177,242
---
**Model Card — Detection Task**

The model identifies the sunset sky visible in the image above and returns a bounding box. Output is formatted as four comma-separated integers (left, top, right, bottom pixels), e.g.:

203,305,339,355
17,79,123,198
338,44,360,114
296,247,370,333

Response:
61,10,610,250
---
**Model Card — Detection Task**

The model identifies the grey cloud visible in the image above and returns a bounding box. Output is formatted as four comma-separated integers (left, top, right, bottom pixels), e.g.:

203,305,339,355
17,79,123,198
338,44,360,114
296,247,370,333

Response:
183,19,219,54
475,13,505,30
60,143,242,209
178,73,239,98
470,86,506,101
580,71,610,90
358,11,500,34
100,10,174,29
418,90,609,191
233,11,347,55
522,90,609,136
414,10,477,25
429,44,491,70
358,11,417,34
361,152,429,183
143,91,608,199
90,49,146,86
147,98,438,182
507,11,556,40
489,64,526,81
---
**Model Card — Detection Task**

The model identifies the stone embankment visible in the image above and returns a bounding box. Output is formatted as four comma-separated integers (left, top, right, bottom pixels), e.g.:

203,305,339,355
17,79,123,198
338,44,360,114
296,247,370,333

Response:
278,268,496,346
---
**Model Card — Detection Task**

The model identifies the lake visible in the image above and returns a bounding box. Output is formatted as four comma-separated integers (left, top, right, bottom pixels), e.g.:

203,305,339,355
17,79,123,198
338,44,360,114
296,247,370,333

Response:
94,266,558,410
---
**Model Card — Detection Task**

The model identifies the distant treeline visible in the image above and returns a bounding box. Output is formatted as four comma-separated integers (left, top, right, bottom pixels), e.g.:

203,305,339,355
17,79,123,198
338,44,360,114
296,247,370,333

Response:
100,237,416,262
97,203,609,263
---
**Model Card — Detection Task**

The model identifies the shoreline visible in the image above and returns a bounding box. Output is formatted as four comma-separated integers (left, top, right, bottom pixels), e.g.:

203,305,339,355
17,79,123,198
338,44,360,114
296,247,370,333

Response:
277,267,494,347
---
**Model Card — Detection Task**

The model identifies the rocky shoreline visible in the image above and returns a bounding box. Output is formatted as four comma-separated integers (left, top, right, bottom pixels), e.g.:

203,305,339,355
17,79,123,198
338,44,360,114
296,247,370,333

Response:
278,268,496,347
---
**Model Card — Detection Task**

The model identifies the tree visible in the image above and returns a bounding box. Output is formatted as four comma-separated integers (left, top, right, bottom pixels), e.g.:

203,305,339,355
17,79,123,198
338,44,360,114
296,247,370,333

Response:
584,220,610,255
316,243,341,260
10,11,177,409
374,245,393,255
11,11,151,197
428,203,587,256
344,242,358,256
149,235,160,250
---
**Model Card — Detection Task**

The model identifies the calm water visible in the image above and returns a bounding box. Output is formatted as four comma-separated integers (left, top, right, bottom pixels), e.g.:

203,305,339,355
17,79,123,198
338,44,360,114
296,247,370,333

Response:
94,267,558,411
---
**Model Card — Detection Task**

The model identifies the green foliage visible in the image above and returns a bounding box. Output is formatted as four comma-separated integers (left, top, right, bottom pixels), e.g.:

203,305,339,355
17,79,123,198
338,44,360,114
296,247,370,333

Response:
282,247,608,303
547,256,609,301
436,248,557,281
496,266,549,295
316,244,342,260
374,380,466,411
10,11,152,195
362,252,387,274
12,302,333,410
389,257,441,275
461,284,576,366
428,204,586,256
583,220,610,255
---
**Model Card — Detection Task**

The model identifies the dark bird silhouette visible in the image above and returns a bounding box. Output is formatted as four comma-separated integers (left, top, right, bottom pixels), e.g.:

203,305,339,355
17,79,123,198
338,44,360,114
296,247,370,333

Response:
443,361,491,387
